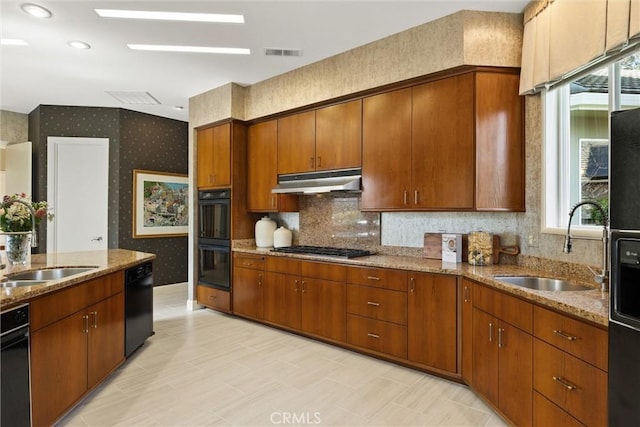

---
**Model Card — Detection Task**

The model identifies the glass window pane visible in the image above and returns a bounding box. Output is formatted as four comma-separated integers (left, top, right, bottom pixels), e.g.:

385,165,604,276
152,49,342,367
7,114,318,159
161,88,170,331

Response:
619,52,640,110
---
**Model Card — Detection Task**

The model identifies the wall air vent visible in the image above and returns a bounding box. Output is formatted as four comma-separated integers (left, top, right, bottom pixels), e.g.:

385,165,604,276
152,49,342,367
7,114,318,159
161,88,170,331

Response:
106,91,161,105
264,48,303,57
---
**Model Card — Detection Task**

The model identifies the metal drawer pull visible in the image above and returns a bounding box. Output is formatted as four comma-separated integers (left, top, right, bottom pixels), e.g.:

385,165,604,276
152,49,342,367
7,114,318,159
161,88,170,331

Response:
367,333,380,339
553,376,578,391
403,191,408,205
367,301,380,307
489,322,494,342
82,315,89,334
553,330,577,341
243,262,253,267
367,276,381,281
498,328,504,348
91,311,98,329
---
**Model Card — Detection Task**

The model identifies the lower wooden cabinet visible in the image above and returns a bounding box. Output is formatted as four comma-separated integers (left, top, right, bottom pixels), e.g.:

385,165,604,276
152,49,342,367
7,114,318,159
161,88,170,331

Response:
30,273,125,427
232,266,264,319
461,279,474,383
533,391,585,427
346,314,407,358
197,285,231,313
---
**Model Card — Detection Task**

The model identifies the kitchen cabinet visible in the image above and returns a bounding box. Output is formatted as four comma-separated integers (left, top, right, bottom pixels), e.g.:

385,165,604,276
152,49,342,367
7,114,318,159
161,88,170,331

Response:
472,283,533,427
361,69,524,211
30,272,124,427
232,253,265,320
197,123,231,188
264,257,347,342
277,100,362,175
532,306,608,426
407,272,457,373
533,391,584,427
461,279,474,383
197,285,231,313
247,120,299,212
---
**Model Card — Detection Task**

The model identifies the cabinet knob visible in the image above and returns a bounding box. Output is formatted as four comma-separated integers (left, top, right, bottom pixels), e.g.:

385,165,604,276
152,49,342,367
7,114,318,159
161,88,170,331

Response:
367,301,380,307
414,190,419,205
553,329,577,341
367,333,380,339
367,276,380,281
317,156,322,168
553,376,578,391
403,191,408,205
310,157,315,169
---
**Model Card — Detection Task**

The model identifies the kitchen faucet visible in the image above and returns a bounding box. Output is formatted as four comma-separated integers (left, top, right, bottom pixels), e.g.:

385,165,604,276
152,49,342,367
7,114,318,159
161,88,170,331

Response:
563,200,608,291
8,199,38,248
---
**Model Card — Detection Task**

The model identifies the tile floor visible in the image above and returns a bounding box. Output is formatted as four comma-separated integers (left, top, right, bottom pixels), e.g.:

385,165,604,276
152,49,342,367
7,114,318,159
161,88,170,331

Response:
58,283,507,427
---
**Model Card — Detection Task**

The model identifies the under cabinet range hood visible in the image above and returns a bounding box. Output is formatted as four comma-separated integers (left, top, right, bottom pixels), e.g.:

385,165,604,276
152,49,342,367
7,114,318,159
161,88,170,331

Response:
272,168,362,194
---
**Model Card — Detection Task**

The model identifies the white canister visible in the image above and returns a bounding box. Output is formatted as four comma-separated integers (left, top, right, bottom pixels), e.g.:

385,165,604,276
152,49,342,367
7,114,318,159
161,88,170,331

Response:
273,226,293,248
255,216,277,247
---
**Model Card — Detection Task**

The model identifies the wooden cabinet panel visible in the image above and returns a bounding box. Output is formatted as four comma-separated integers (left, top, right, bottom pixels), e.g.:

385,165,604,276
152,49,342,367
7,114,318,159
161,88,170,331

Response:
361,88,412,209
411,74,474,209
346,314,408,358
347,284,407,325
472,307,499,404
461,279,473,383
533,339,607,426
266,256,301,275
264,272,301,329
498,322,533,427
234,253,266,271
197,124,231,188
533,391,584,427
197,285,231,312
475,72,524,211
197,126,214,188
407,273,457,373
473,283,532,333
347,266,408,292
277,111,316,174
87,293,125,388
533,305,608,371
232,267,264,319
301,260,347,282
301,278,346,342
315,100,362,171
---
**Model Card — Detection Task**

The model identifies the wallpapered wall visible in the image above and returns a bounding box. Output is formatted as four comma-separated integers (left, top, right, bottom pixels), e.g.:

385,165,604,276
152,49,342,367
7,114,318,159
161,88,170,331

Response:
28,105,188,285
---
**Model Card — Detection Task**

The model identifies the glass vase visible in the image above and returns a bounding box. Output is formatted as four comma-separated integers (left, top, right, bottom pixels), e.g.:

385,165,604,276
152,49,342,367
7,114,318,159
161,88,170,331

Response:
4,232,32,265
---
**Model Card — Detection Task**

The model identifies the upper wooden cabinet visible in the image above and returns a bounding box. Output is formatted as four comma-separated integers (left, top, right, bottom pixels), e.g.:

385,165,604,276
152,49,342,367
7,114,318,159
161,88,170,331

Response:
197,123,231,188
277,100,362,175
247,120,298,212
361,69,524,212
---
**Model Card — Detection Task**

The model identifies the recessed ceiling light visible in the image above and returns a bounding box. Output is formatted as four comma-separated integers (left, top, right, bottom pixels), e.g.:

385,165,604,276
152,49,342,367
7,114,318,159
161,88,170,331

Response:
1,38,29,46
128,44,250,55
173,106,184,111
21,3,52,18
95,9,244,24
68,40,91,50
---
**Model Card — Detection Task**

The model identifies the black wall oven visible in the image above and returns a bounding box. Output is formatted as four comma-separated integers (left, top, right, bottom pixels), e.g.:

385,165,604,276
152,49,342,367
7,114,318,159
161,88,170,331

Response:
198,189,231,291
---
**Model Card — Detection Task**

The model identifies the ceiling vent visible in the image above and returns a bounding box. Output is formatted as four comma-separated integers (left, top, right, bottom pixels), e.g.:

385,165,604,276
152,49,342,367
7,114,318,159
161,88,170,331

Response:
264,48,303,57
106,91,161,105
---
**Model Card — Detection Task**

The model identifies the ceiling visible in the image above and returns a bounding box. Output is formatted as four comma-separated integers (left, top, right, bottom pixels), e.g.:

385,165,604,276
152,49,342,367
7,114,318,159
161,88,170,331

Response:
1,1,527,122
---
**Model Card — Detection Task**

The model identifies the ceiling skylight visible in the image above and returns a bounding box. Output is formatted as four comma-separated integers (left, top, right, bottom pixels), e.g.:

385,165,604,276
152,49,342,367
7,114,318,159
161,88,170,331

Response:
1,39,29,46
95,9,244,23
128,44,250,55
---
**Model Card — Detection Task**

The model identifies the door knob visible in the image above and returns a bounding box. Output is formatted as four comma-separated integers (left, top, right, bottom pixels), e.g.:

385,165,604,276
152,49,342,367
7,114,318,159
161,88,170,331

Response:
91,236,103,242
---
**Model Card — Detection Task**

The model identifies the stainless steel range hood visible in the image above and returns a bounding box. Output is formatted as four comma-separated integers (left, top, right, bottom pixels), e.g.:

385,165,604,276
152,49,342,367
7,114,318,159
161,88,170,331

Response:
272,168,362,195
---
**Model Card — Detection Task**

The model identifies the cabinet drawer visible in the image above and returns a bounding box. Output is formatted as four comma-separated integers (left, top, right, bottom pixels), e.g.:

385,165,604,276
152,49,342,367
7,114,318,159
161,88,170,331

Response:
233,253,265,270
266,256,300,275
347,314,407,358
197,285,231,312
347,267,407,292
533,306,608,371
533,391,584,427
533,339,607,427
301,261,347,282
473,283,532,333
347,285,407,325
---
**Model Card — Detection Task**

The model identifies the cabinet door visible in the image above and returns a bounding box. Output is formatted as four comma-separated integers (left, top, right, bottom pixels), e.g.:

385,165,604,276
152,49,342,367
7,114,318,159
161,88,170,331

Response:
301,278,346,342
498,322,533,427
87,293,125,388
361,88,412,210
411,74,474,209
232,267,264,319
264,272,301,329
461,279,473,383
475,72,524,211
197,127,214,188
315,100,362,171
277,111,316,174
472,308,499,406
248,121,278,211
31,313,88,427
407,273,457,372
211,123,231,187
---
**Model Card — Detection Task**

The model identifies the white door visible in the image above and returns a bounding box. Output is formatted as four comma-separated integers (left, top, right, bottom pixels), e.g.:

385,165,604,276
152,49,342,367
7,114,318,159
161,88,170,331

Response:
47,137,109,253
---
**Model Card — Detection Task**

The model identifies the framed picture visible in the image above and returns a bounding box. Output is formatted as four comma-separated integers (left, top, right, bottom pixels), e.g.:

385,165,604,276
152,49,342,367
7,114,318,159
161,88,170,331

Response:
133,169,189,238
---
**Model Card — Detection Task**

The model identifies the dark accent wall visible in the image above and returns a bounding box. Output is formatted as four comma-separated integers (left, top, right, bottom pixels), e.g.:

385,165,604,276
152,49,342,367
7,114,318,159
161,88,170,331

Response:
28,105,188,285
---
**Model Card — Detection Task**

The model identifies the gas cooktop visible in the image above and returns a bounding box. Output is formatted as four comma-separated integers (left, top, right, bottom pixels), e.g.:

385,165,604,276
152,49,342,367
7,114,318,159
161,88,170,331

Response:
270,245,374,259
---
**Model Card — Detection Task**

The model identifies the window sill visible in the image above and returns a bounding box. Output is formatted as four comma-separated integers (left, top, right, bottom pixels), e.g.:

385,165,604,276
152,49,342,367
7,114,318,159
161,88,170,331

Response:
542,226,605,239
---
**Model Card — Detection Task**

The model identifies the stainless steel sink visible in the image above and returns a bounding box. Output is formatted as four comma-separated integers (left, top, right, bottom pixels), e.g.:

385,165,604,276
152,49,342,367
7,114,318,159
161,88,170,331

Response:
0,280,50,288
7,267,97,281
493,276,593,291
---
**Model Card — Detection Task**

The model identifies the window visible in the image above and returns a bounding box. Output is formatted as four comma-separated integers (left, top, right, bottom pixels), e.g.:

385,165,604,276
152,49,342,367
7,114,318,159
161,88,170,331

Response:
544,49,640,235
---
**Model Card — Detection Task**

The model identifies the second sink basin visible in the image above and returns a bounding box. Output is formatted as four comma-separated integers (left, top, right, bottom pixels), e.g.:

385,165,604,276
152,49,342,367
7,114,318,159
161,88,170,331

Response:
493,276,592,291
7,267,97,281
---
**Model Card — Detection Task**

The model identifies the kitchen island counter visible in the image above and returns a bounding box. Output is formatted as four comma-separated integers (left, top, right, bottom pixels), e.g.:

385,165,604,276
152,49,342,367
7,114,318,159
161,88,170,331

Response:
1,249,155,310
234,246,608,327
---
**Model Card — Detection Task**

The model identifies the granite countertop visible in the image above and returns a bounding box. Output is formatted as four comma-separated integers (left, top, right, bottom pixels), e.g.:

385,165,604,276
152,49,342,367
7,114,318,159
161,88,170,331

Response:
234,247,609,327
1,249,156,310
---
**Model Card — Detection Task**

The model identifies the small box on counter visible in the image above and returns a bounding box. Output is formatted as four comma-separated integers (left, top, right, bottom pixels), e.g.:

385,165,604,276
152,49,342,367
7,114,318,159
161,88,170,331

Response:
442,234,463,263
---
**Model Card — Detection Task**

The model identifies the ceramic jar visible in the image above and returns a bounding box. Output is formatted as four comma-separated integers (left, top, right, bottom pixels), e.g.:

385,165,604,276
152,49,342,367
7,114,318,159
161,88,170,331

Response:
273,226,292,248
255,216,277,247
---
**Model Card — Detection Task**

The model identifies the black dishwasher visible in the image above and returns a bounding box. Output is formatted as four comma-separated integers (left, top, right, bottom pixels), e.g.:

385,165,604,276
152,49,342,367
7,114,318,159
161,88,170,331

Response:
125,262,154,357
1,304,31,427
